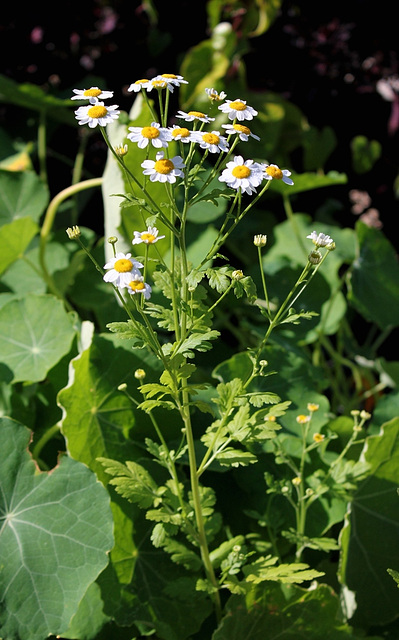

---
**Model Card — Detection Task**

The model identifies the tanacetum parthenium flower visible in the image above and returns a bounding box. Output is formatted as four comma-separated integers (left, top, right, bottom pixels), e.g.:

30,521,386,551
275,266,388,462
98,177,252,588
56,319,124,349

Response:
127,276,152,300
169,125,197,143
103,252,144,288
193,130,229,153
127,122,172,149
218,155,263,195
74,102,120,128
71,87,114,103
262,163,294,186
307,231,334,247
205,87,227,102
218,99,258,121
222,123,260,142
132,226,165,245
176,110,215,123
128,79,151,92
141,151,185,183
155,74,188,91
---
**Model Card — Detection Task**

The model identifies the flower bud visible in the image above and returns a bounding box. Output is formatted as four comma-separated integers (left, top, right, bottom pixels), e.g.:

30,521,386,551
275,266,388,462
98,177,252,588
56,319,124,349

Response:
66,225,81,239
134,368,146,380
308,250,322,265
253,234,267,247
232,269,244,280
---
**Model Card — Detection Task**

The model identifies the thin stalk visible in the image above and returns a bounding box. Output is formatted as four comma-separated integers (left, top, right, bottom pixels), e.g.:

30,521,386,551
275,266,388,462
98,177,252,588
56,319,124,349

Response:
179,391,222,622
39,177,103,308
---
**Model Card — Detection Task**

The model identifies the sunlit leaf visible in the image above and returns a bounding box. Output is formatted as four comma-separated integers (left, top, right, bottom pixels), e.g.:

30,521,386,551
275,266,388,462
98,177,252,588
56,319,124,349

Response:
0,417,114,640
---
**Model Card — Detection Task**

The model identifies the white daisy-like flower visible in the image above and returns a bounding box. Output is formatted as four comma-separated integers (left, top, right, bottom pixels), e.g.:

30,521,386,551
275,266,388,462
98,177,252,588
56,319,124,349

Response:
145,77,169,92
262,163,294,185
127,122,172,149
127,275,152,300
71,87,114,103
307,231,334,247
141,151,185,183
176,110,215,123
218,99,258,121
221,122,260,142
103,252,144,287
193,130,229,153
156,73,188,90
205,87,227,102
74,102,120,128
128,78,151,92
132,226,166,245
218,155,264,195
169,125,196,143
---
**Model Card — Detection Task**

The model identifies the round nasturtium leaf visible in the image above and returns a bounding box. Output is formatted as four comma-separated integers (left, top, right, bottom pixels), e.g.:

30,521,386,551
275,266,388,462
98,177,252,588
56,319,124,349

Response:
0,417,114,640
0,294,76,383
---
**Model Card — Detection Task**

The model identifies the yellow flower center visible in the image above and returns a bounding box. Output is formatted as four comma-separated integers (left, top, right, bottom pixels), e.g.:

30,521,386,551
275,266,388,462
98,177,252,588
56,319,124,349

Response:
135,79,149,85
296,414,310,424
152,79,167,89
229,101,246,111
84,88,102,98
129,280,145,292
161,74,178,79
233,124,251,135
266,165,283,180
141,232,156,243
232,165,251,179
202,133,220,145
188,111,206,118
172,127,190,138
114,258,133,273
154,158,174,174
87,105,108,119
141,126,160,139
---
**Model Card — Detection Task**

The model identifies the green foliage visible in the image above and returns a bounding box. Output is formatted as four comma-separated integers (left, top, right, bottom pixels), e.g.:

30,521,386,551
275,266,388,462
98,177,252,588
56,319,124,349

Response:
0,417,113,640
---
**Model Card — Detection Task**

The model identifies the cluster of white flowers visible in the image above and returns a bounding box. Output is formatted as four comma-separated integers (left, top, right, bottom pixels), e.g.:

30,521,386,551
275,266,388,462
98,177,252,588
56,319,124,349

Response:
71,75,294,192
102,226,165,300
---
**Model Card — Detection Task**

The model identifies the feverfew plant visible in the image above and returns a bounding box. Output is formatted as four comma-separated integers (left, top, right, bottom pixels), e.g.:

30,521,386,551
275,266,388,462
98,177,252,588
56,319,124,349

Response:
65,75,344,625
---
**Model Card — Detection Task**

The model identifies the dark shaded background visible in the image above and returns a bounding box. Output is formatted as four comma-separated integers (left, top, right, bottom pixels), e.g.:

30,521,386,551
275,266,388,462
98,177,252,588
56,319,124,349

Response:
1,0,398,239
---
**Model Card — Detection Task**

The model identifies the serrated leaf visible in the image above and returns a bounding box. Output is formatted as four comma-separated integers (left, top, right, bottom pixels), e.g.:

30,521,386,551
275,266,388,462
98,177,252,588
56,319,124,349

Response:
99,457,160,509
243,555,324,584
174,330,220,358
217,449,258,467
0,418,113,640
206,266,231,293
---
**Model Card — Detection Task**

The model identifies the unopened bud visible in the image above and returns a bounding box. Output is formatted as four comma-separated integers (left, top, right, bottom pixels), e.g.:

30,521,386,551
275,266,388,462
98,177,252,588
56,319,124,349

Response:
114,143,128,157
232,269,244,280
254,234,267,247
134,368,146,380
66,225,81,239
308,250,322,265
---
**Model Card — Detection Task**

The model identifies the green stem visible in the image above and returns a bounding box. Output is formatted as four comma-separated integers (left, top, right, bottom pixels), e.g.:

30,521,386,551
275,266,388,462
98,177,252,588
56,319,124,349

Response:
179,391,222,622
39,177,103,308
37,109,48,185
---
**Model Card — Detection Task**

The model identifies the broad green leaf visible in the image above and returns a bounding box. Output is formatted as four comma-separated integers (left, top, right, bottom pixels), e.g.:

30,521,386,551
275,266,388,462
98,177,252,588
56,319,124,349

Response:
339,417,399,627
213,582,380,640
348,221,399,329
0,294,76,383
0,74,74,125
58,332,162,482
268,170,347,196
0,417,114,640
60,582,110,640
0,168,49,225
0,216,38,276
